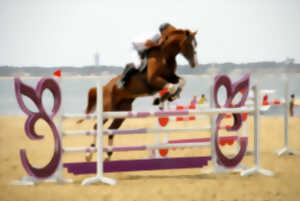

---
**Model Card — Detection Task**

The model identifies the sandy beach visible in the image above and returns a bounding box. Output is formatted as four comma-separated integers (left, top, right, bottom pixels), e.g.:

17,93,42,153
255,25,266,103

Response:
0,115,300,201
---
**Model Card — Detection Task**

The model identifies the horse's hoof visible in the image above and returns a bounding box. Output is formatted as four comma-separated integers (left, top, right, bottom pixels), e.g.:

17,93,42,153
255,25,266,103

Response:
85,152,93,162
104,157,111,162
153,98,160,105
76,119,84,124
168,95,177,102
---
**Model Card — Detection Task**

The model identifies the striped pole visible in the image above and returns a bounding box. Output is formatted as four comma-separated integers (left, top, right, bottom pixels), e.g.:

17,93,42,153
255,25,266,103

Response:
64,142,211,154
102,107,254,119
62,126,211,137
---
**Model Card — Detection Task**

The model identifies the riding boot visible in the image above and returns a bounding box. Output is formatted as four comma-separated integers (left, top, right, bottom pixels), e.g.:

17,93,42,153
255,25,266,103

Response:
117,63,136,89
138,58,147,72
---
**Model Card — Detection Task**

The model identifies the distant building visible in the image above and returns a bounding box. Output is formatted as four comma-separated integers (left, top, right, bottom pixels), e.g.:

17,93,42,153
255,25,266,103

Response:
284,57,295,65
94,52,100,66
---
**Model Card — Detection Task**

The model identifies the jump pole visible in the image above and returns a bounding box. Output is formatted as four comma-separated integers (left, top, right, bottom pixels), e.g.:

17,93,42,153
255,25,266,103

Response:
241,85,273,176
276,77,300,155
81,81,116,186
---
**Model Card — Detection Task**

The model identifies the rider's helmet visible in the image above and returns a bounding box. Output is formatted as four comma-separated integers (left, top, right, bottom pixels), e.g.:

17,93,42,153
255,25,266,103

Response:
159,23,171,33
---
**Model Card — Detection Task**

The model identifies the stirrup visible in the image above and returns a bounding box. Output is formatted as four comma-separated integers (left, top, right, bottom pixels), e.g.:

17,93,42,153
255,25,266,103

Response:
117,80,125,89
137,59,147,72
117,63,135,89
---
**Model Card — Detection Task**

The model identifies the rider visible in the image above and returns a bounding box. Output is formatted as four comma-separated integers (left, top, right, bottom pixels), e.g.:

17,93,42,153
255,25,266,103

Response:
118,23,171,88
132,22,171,71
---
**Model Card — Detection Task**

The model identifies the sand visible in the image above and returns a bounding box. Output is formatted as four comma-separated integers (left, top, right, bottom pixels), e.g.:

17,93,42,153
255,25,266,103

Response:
0,116,300,201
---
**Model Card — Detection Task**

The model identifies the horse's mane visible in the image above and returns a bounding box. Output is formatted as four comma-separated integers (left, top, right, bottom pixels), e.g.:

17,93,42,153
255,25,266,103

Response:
147,29,189,54
168,29,187,35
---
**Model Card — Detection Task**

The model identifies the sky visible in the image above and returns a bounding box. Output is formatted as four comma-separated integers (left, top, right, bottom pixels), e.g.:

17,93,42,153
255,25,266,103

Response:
0,0,300,67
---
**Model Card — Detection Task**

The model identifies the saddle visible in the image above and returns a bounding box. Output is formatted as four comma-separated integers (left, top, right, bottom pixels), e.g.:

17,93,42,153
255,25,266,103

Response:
117,58,147,89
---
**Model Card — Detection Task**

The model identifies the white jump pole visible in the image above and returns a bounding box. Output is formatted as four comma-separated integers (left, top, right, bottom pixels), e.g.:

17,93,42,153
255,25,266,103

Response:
51,77,72,184
207,84,228,173
241,85,273,176
81,81,116,186
243,117,253,155
276,78,300,155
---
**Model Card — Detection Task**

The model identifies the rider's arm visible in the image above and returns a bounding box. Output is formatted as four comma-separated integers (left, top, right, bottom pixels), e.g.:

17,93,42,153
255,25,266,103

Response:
144,33,161,48
151,33,161,43
145,40,159,48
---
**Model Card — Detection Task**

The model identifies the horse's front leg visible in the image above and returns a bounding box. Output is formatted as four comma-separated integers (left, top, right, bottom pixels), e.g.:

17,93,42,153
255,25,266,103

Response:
105,99,133,161
152,76,186,106
85,118,108,162
147,58,186,105
168,77,186,101
148,75,173,106
106,118,126,161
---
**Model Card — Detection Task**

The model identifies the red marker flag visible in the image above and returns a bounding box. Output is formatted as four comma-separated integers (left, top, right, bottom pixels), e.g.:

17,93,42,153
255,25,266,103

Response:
53,70,62,77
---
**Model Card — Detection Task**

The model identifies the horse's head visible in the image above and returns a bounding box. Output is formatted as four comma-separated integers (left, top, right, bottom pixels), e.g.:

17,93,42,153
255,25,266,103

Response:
180,30,198,68
161,28,198,68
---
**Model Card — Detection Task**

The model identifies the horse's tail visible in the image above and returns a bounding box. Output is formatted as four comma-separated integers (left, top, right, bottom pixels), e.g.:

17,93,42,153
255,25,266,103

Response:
76,87,97,124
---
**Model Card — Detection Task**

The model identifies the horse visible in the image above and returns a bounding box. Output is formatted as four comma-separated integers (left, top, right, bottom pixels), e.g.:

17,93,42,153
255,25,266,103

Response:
79,25,198,161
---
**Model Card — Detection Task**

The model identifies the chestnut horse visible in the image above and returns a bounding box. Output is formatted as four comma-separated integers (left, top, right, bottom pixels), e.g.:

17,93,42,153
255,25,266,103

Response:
79,26,198,161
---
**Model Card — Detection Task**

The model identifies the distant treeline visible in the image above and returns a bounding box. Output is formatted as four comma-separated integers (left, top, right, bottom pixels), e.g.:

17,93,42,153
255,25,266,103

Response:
0,62,299,77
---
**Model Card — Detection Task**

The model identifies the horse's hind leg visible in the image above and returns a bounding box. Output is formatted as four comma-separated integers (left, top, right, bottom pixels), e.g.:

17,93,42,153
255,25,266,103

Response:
77,87,97,124
85,118,108,161
92,118,108,146
87,113,129,161
106,118,126,161
106,99,133,161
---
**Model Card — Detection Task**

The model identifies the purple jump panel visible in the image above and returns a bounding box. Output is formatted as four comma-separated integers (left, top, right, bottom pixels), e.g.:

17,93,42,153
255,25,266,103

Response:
168,136,239,144
169,138,210,144
64,156,211,175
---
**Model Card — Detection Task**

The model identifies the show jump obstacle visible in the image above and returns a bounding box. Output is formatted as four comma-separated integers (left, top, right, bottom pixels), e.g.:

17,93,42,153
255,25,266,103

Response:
13,74,273,186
